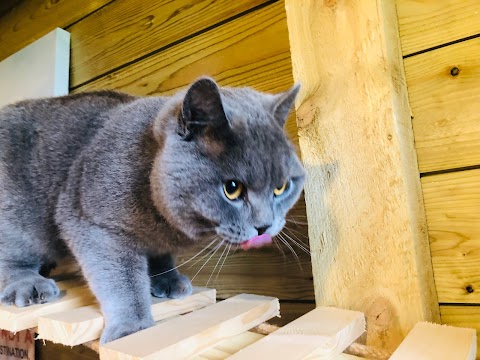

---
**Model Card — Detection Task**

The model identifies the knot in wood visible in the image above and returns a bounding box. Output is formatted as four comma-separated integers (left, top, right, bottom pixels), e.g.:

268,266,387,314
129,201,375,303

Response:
450,67,460,77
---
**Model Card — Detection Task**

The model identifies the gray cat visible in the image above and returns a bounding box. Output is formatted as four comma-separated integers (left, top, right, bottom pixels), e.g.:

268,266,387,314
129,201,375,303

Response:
0,77,304,343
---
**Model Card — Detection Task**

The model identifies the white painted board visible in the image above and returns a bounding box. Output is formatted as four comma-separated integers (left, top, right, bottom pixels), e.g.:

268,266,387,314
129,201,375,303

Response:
0,28,70,107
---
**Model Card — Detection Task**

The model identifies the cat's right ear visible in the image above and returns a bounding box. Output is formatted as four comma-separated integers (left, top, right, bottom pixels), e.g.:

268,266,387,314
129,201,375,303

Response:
178,77,229,140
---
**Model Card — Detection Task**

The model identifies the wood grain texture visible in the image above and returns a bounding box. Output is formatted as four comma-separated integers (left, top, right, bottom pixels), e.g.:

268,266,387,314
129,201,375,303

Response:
0,279,95,332
179,240,313,301
441,305,480,359
285,0,439,352
69,0,268,87
37,288,215,346
194,332,264,360
99,294,279,360
405,37,480,173
390,321,476,360
0,0,112,62
422,169,480,303
37,341,100,360
396,0,480,56
73,0,300,154
228,307,365,359
73,1,293,107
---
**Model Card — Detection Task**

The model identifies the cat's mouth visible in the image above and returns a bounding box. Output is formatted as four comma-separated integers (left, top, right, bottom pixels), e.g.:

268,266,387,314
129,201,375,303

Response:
238,234,272,251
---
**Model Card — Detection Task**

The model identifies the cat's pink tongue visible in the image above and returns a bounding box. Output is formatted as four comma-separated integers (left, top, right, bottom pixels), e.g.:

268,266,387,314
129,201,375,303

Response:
240,234,272,251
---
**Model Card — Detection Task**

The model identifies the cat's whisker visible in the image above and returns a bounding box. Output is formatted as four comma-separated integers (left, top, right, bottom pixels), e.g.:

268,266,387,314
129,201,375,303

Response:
284,226,309,240
232,243,240,256
272,238,287,260
191,240,224,283
206,242,229,287
214,243,231,285
150,237,219,277
285,219,309,226
277,234,303,271
280,230,310,255
186,237,223,270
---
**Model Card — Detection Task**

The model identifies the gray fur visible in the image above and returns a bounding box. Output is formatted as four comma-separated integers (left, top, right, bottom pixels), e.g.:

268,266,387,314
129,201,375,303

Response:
0,78,304,343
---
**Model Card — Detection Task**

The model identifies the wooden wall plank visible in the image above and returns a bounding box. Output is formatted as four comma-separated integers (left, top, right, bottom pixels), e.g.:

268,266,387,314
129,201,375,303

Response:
285,0,439,352
178,241,313,301
397,0,480,56
73,1,298,140
144,227,311,301
69,0,269,87
422,169,480,303
0,0,112,62
73,2,292,96
405,38,480,173
441,305,480,358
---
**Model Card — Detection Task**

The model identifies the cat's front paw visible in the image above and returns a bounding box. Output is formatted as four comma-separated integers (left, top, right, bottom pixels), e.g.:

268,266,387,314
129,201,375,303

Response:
0,275,60,307
150,271,192,299
101,318,155,344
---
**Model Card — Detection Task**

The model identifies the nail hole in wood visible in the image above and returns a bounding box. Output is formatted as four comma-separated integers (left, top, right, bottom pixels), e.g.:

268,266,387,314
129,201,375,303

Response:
466,285,474,293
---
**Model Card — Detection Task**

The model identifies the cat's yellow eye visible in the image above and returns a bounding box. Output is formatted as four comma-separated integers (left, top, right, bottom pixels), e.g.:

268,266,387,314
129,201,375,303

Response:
223,180,244,201
274,182,288,196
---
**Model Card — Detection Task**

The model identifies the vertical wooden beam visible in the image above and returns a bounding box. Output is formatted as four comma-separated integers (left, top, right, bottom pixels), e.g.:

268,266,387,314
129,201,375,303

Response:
284,0,439,351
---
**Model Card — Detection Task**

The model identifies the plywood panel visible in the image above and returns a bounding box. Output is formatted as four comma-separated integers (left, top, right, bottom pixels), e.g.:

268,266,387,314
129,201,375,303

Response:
441,305,480,359
69,0,268,87
397,0,480,56
0,0,111,62
422,169,480,303
405,38,480,173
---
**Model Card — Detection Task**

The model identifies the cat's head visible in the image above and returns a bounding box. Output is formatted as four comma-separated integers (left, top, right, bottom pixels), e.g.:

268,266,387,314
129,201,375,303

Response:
151,77,304,248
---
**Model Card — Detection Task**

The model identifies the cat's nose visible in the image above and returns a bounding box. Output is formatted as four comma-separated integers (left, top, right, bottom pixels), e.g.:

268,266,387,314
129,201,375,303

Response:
255,225,271,235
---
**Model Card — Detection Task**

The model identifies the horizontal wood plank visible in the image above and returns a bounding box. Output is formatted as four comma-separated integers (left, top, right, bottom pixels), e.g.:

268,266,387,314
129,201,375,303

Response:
99,294,279,360
178,238,313,301
422,169,480,303
228,307,365,359
37,288,215,346
397,0,480,56
73,1,299,143
69,0,268,87
441,305,480,359
73,1,292,104
0,279,96,332
405,38,480,173
389,321,476,360
194,332,264,360
0,0,111,62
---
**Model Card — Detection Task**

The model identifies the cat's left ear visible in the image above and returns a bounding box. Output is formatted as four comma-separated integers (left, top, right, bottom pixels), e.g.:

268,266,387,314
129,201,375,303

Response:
178,77,229,140
272,84,300,127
